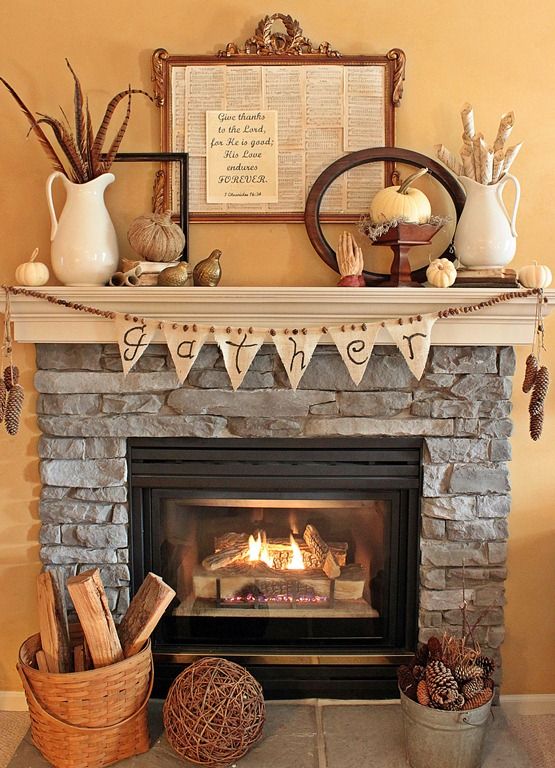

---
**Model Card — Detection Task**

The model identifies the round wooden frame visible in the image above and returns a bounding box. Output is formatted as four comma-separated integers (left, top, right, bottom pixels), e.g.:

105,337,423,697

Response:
304,147,466,285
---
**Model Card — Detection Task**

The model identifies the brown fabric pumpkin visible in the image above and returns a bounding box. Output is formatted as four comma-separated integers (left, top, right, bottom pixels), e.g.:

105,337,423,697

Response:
127,210,186,262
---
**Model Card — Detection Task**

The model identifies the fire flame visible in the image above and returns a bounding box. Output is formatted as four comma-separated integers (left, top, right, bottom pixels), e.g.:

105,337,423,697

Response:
248,532,273,567
287,533,305,570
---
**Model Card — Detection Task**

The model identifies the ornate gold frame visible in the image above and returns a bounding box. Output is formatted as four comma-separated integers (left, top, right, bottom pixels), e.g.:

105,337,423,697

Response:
153,14,405,223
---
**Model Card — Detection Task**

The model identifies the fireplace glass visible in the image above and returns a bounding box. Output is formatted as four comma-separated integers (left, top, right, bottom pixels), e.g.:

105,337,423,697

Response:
129,437,421,697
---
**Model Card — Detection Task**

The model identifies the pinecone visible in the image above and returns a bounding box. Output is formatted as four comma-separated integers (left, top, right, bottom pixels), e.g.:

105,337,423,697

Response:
462,678,484,699
453,662,483,684
412,665,424,681
461,687,493,710
441,693,465,711
475,655,495,679
426,660,459,703
398,665,417,700
530,411,544,441
529,366,549,413
427,636,443,661
3,365,19,390
522,354,539,393
416,679,430,706
414,644,429,667
5,383,24,435
0,380,7,422
431,685,460,707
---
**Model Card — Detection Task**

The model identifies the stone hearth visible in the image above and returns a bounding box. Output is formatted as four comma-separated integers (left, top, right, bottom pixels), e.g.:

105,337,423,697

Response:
35,342,514,683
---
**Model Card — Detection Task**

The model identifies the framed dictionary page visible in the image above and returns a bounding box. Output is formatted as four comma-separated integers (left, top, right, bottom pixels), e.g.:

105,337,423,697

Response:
153,13,405,222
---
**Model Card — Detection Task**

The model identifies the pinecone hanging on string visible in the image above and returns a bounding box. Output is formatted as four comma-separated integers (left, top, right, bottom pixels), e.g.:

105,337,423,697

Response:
5,383,24,435
3,365,19,390
530,412,544,441
462,678,484,699
475,655,495,679
0,380,7,423
522,354,539,393
461,687,493,710
416,679,430,706
529,366,549,440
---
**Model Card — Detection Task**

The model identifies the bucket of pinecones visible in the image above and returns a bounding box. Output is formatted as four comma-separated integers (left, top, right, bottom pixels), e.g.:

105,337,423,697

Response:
398,634,495,768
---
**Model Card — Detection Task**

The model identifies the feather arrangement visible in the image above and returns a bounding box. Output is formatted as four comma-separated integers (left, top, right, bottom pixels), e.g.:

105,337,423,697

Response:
1,60,151,183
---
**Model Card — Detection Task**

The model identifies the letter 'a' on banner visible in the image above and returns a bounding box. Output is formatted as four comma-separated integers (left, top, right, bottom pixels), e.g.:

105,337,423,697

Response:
329,323,380,386
115,315,159,376
385,314,438,380
273,329,321,390
164,323,209,384
215,327,267,390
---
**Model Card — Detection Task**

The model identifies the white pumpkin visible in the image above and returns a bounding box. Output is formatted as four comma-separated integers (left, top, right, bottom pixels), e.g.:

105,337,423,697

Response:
369,168,432,225
518,261,552,289
426,258,457,288
15,247,49,286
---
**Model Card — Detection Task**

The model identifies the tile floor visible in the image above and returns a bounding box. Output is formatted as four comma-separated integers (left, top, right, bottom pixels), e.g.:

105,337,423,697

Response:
7,700,538,768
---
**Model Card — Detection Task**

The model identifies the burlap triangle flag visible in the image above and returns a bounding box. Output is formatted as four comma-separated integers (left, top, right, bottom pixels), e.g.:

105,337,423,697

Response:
329,323,380,386
385,314,437,380
214,327,267,390
164,323,209,384
115,315,159,376
273,329,321,390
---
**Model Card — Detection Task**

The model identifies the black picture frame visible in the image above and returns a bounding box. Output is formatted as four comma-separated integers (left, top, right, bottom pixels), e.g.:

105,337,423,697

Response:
112,152,189,261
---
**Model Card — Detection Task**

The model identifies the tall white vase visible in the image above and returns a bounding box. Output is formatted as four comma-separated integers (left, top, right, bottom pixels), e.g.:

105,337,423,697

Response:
46,172,119,286
454,175,520,269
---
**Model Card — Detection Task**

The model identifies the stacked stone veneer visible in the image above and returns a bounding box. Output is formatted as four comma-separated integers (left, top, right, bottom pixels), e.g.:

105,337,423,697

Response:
36,342,514,680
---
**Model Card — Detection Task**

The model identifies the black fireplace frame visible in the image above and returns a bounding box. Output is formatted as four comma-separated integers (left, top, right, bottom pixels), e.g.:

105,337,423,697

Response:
128,437,422,699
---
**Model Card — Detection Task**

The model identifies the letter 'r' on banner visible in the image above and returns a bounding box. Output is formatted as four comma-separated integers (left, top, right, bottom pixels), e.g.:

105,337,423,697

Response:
329,323,380,386
115,315,159,376
215,327,267,390
385,314,438,380
273,329,321,390
164,323,209,384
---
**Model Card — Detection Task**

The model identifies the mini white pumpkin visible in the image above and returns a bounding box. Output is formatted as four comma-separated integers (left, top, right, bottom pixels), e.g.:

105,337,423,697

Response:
426,257,457,288
15,247,49,286
518,261,552,289
369,167,432,225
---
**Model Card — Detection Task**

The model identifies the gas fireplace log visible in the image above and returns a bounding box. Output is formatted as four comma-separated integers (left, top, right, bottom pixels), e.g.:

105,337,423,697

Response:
118,572,176,657
202,546,249,571
36,570,71,673
67,568,124,668
303,524,341,579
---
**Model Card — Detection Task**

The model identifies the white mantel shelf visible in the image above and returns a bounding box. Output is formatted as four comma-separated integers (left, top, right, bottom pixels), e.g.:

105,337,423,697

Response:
3,286,553,345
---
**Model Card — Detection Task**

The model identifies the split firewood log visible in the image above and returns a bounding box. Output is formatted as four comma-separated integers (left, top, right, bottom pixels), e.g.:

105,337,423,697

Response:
303,524,341,579
118,572,176,657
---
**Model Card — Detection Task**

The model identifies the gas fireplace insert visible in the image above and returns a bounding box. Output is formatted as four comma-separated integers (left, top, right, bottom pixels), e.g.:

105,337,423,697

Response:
128,437,421,698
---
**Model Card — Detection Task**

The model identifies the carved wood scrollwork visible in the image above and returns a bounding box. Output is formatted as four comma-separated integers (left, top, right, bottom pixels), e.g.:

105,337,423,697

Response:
219,13,341,57
386,48,406,106
152,48,169,106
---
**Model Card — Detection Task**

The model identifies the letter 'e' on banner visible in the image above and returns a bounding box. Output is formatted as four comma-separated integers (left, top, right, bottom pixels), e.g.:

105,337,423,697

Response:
329,323,380,386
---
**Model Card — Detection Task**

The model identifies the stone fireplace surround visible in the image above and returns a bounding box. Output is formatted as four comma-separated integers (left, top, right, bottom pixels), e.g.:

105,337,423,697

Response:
36,341,513,686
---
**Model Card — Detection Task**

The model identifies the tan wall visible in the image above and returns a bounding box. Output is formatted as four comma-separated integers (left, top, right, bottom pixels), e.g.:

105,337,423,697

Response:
1,0,554,694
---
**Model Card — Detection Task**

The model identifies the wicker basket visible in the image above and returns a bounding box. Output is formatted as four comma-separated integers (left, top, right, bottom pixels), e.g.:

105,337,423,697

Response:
17,631,152,768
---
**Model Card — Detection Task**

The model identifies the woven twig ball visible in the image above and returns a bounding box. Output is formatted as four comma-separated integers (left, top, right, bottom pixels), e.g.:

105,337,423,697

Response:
163,657,265,767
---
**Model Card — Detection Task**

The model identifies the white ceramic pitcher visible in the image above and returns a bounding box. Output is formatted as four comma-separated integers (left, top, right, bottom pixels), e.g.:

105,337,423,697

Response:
454,174,520,269
46,172,119,286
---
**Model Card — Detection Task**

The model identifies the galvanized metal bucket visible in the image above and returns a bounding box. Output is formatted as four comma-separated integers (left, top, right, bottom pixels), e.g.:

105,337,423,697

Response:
400,689,493,768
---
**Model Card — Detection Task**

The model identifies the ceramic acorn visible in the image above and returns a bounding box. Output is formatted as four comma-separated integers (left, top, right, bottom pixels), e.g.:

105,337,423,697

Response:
426,258,457,288
193,250,222,287
15,247,49,286
369,168,432,225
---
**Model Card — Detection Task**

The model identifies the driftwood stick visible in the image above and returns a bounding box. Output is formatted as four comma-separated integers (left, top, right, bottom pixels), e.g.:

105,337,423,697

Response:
36,570,71,673
118,572,176,657
67,568,124,668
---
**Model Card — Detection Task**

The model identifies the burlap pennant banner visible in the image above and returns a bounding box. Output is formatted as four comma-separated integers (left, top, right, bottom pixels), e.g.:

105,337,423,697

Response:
385,314,438,380
215,327,267,390
329,323,381,386
115,315,159,376
273,329,321,390
163,323,209,384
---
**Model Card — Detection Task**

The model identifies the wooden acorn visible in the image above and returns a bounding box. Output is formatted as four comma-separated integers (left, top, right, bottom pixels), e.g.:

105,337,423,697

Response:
193,250,222,287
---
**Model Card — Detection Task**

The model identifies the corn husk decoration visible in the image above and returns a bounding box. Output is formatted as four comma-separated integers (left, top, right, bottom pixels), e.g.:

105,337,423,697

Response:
0,60,152,182
436,104,521,185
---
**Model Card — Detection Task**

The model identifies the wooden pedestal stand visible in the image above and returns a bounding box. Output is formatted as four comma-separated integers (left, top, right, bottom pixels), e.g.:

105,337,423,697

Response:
372,222,443,287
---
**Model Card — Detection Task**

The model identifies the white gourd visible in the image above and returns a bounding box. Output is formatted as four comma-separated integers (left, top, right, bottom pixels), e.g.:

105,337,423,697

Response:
127,210,186,263
518,261,552,289
369,168,432,225
426,258,457,288
15,247,49,286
